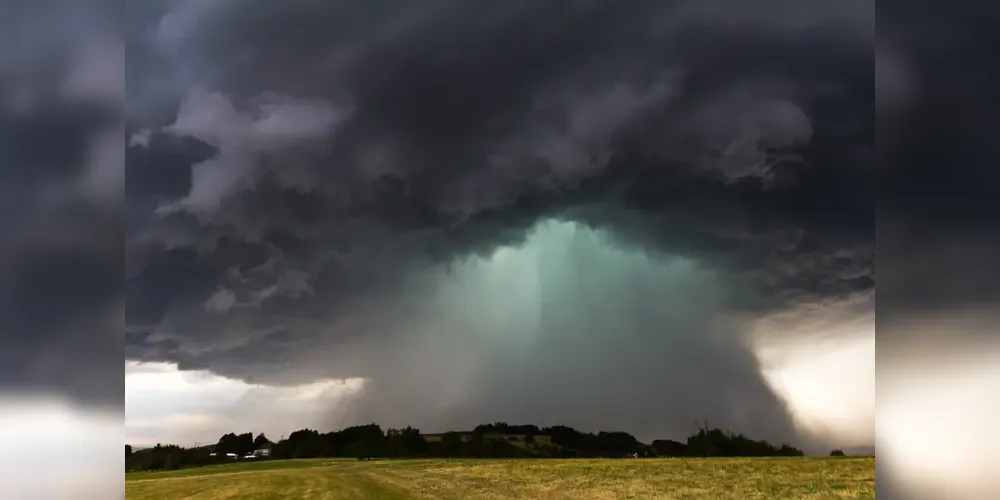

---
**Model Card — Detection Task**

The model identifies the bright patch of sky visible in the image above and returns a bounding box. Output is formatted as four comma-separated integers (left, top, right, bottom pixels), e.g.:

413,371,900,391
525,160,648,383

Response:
126,361,364,447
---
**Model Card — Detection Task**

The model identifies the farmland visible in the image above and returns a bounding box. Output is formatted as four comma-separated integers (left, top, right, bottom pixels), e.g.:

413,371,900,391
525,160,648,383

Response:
125,456,874,499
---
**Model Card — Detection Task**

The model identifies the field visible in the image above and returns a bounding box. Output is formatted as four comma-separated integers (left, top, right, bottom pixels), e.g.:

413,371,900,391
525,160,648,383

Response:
126,457,874,499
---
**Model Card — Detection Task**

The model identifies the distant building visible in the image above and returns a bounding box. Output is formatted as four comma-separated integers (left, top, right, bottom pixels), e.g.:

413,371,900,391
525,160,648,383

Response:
254,446,271,457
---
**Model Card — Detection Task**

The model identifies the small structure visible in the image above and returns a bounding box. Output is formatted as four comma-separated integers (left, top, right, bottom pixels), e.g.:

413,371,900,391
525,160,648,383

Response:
254,445,272,457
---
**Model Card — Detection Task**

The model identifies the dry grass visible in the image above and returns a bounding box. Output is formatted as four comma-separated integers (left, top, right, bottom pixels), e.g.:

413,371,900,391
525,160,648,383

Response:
125,457,874,499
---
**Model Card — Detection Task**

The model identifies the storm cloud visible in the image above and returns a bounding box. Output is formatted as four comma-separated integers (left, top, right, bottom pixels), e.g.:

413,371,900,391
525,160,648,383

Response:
0,0,123,408
120,0,877,448
876,1,1000,497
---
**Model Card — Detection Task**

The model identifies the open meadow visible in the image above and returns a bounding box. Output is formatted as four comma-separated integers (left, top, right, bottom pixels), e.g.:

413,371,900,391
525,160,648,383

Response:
125,457,875,499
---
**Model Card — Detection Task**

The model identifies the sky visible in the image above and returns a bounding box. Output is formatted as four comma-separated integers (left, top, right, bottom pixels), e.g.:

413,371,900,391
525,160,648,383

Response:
120,0,876,452
1,0,1000,499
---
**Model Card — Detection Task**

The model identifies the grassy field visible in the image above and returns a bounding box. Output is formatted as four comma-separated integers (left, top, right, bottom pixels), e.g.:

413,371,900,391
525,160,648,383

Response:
126,457,874,499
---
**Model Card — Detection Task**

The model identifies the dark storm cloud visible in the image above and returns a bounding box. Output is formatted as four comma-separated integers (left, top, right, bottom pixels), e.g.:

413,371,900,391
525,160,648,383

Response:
878,0,1000,320
126,0,873,444
876,1,1000,497
0,0,123,406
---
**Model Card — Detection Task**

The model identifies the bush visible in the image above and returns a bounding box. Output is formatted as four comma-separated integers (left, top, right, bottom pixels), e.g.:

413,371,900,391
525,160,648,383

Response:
829,449,845,457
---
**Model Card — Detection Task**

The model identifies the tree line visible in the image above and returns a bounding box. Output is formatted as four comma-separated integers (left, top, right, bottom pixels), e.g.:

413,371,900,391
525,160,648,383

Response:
126,421,806,472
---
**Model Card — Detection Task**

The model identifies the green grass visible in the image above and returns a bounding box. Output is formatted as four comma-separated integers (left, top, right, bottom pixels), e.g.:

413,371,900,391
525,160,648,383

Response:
126,457,874,499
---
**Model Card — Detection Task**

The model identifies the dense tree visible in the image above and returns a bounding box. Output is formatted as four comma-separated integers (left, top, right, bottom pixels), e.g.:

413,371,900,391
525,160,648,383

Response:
684,428,804,457
216,432,255,456
127,444,212,472
127,422,809,472
285,429,323,458
543,425,594,455
651,439,686,457
437,431,465,457
253,433,271,448
595,431,641,456
386,427,428,457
